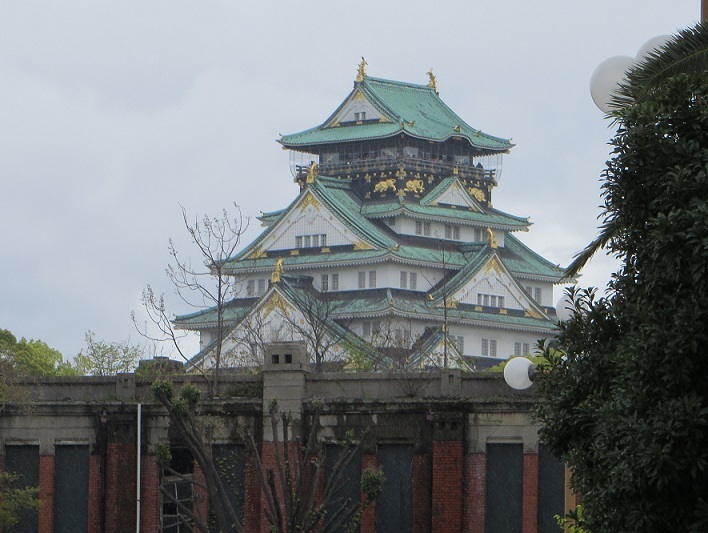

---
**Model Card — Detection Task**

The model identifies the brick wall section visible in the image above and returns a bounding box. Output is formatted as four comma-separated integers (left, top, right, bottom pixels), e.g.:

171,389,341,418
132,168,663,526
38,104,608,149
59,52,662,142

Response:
140,455,160,533
243,456,262,532
105,442,137,533
260,441,302,532
523,453,539,533
193,461,209,526
87,454,103,533
360,453,377,533
412,453,431,533
464,453,486,533
38,454,54,533
432,441,463,533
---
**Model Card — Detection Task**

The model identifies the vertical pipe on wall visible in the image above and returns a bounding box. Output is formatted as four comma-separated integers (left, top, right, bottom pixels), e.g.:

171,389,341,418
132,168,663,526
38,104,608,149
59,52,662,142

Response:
136,403,142,532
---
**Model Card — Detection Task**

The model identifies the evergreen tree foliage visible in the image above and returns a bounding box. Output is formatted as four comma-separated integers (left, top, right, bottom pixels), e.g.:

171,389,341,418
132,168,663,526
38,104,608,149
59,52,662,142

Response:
535,67,708,531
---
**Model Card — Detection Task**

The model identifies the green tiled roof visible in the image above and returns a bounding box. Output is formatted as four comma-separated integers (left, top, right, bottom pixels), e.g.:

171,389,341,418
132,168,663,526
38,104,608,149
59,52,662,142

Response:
500,234,565,281
174,298,257,329
361,199,530,229
279,77,513,153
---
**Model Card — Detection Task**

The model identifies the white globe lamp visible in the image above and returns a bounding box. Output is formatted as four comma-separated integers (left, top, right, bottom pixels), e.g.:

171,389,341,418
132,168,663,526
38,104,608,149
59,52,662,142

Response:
590,55,634,113
503,357,535,390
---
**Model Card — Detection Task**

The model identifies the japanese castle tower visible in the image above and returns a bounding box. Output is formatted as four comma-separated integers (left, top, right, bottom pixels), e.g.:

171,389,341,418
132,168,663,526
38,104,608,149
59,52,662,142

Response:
177,61,564,369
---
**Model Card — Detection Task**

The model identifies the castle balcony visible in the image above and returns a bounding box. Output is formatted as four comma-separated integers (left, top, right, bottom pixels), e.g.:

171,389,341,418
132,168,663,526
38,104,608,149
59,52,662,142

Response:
296,156,497,184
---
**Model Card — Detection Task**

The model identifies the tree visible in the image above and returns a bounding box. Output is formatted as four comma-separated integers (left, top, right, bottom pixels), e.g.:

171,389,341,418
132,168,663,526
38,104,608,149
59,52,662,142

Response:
0,328,77,377
73,331,143,376
151,381,383,533
0,472,39,531
250,399,383,533
135,205,248,396
535,25,708,532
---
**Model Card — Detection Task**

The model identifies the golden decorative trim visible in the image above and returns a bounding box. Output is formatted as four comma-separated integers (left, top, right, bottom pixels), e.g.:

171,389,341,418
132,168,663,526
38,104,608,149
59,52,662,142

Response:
320,247,330,253
396,165,407,180
474,305,483,311
289,250,299,256
353,239,373,250
249,247,267,259
262,292,288,318
499,308,508,315
468,187,486,202
300,193,321,211
453,166,459,175
405,179,424,193
374,178,397,193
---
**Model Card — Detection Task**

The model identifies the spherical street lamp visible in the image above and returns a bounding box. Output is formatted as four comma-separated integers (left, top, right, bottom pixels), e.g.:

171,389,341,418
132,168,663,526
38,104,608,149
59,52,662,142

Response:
503,356,536,390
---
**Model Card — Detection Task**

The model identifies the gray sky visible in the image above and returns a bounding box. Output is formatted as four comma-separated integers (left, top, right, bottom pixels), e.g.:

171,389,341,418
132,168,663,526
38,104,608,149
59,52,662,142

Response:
0,1,700,360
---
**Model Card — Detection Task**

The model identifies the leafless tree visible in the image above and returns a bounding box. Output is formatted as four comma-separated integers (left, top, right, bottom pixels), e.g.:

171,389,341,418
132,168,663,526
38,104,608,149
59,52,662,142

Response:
134,204,248,396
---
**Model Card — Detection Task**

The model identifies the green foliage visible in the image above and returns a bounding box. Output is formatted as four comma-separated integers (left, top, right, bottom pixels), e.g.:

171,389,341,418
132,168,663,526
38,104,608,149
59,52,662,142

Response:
535,70,708,532
555,505,589,533
179,382,202,407
0,328,75,376
0,472,40,530
360,466,385,501
73,331,143,376
151,379,174,402
155,442,172,466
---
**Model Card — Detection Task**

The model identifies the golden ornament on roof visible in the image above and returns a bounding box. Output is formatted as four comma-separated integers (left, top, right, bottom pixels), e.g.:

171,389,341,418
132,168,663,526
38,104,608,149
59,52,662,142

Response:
356,57,367,83
270,258,284,283
306,162,318,184
427,68,438,93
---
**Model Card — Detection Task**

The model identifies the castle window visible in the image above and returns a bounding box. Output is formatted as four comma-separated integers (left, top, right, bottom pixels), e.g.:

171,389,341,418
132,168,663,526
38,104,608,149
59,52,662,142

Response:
363,320,381,336
296,233,327,249
331,273,339,291
369,270,377,288
514,342,531,356
445,224,460,240
321,275,329,292
409,273,417,290
478,293,504,308
534,288,542,304
246,280,255,297
400,271,407,289
415,221,431,236
474,228,483,242
358,271,366,289
257,279,266,295
481,338,497,357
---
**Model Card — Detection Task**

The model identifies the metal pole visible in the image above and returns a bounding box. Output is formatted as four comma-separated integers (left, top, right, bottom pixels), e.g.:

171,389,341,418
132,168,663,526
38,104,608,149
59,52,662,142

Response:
136,403,142,532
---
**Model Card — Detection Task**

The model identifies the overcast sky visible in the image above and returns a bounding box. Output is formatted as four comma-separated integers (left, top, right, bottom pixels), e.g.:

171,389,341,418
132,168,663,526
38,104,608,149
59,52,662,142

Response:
0,1,700,360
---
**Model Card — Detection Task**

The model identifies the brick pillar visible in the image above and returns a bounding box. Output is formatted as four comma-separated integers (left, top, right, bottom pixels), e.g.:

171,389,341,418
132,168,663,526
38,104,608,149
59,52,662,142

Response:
243,454,262,533
105,442,137,533
464,453,486,533
432,440,463,533
412,453,431,533
523,453,539,533
140,455,161,533
259,441,275,532
360,453,377,533
193,461,209,526
87,454,103,533
38,454,54,533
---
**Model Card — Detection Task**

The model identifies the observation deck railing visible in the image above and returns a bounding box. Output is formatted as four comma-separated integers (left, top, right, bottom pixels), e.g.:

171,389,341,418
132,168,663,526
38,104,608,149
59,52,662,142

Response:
297,156,496,183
